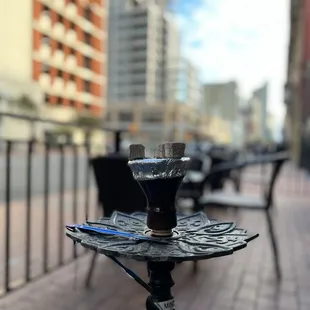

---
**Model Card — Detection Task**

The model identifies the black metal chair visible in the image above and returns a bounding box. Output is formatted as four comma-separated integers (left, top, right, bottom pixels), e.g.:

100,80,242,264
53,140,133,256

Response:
199,151,289,279
85,154,146,287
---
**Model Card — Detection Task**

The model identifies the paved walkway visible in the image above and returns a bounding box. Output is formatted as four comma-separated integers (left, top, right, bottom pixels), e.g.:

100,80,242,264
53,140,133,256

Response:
1,193,310,310
0,188,98,290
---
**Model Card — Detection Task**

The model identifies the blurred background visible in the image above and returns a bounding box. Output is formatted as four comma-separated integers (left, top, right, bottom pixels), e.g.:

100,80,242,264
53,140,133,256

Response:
0,0,310,310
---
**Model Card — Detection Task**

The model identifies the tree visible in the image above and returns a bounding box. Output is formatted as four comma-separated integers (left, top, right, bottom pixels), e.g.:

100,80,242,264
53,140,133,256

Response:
14,95,38,114
74,113,102,129
10,94,38,140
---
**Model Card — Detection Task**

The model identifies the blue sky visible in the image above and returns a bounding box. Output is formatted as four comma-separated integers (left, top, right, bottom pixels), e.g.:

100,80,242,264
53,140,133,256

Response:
172,0,289,128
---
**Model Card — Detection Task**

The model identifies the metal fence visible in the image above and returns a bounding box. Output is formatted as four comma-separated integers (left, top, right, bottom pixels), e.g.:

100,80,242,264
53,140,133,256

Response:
0,139,97,296
0,113,127,297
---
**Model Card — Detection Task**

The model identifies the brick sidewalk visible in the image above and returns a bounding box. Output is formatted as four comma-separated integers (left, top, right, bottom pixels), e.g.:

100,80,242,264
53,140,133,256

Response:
0,188,98,292
1,194,310,310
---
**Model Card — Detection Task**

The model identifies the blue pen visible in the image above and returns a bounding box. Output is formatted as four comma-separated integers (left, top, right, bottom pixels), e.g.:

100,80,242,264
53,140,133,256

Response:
66,224,170,244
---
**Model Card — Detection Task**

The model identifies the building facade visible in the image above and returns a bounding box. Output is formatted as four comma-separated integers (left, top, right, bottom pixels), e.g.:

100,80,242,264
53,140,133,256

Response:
247,83,270,143
107,0,180,105
0,0,107,141
203,81,239,122
286,0,310,170
176,58,202,109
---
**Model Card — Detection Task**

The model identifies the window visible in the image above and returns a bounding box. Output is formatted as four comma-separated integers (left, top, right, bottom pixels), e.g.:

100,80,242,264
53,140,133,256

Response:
69,99,75,107
84,32,91,45
69,74,75,81
44,94,49,103
69,48,75,56
42,5,50,17
70,21,75,30
57,14,63,24
84,80,91,93
143,112,162,123
84,56,91,69
42,63,49,74
84,7,92,21
57,70,63,78
41,35,50,46
56,97,62,105
57,42,63,50
119,112,133,122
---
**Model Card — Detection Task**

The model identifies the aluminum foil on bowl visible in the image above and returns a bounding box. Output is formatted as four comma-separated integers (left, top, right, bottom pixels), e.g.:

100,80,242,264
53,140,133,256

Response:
128,157,190,181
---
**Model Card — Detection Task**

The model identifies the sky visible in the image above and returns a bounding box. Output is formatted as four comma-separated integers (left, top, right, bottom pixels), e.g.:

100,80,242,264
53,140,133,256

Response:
172,0,290,132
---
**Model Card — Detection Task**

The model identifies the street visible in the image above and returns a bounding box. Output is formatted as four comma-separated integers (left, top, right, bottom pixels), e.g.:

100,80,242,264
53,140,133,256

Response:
0,150,96,203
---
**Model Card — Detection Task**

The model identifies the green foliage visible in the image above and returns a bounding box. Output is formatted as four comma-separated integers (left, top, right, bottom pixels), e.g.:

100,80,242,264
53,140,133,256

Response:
74,113,102,129
12,94,38,113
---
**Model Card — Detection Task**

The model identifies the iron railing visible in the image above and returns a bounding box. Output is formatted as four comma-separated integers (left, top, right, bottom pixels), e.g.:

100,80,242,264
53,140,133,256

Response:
0,113,126,297
0,140,96,296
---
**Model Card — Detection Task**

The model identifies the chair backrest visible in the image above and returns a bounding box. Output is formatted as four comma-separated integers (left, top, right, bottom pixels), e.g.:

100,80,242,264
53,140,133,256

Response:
90,154,146,217
264,154,289,209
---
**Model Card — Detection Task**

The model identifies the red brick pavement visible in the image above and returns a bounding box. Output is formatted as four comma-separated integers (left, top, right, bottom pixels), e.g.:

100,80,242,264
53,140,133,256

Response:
1,192,310,310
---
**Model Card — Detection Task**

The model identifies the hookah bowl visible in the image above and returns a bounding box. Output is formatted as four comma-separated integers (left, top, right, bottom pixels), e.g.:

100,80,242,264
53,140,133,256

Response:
66,142,258,310
128,156,189,237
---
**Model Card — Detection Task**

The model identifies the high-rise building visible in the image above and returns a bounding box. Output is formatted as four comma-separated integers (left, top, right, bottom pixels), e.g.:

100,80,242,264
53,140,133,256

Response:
0,0,107,139
176,58,202,108
107,0,180,105
203,81,239,122
248,83,270,143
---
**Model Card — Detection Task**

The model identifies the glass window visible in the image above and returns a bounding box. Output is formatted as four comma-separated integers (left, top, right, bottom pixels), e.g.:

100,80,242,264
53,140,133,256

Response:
84,32,91,45
84,56,91,69
84,7,92,21
57,42,63,50
41,35,50,46
70,21,75,30
42,63,50,73
42,5,50,17
84,80,91,93
57,14,63,24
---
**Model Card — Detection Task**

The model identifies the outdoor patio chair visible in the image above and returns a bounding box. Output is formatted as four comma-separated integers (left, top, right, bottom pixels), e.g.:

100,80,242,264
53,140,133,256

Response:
85,153,146,287
199,151,289,279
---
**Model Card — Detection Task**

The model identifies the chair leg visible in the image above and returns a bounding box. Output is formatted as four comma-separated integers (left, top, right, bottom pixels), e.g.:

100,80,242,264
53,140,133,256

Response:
265,209,281,280
85,252,98,288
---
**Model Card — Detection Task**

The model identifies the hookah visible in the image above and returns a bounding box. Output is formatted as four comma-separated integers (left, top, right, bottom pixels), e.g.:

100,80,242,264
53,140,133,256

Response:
66,142,258,310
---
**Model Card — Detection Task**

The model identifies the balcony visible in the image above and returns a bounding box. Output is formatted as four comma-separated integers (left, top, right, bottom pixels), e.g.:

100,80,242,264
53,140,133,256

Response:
38,73,51,89
38,14,52,32
52,77,64,94
53,50,65,66
54,0,65,10
65,29,77,45
79,42,93,57
65,81,76,96
65,3,77,19
65,55,77,71
39,44,51,61
79,92,93,104
78,67,93,80
52,22,65,40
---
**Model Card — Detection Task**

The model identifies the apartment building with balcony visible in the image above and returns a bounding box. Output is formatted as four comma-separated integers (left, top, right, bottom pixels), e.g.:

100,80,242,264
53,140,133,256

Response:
0,0,107,141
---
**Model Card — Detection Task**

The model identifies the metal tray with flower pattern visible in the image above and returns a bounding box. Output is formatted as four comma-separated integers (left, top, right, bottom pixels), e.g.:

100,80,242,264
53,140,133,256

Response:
66,211,258,262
